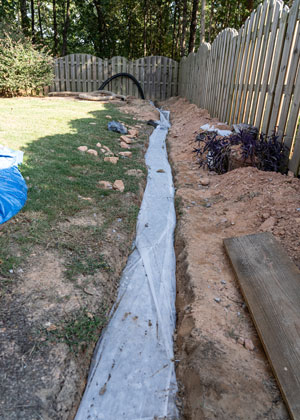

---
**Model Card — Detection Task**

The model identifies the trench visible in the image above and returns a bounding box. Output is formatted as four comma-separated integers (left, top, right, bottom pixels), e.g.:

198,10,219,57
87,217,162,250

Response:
74,109,179,420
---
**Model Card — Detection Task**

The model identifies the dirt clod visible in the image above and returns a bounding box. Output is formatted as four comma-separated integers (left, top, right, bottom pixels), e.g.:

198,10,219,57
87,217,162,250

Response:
98,181,113,190
104,157,119,164
78,146,88,152
113,180,125,192
245,338,255,351
87,149,98,156
119,151,132,158
120,141,130,149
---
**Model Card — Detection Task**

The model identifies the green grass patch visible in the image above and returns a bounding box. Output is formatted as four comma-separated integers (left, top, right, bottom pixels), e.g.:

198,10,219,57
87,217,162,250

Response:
0,97,146,283
46,308,107,353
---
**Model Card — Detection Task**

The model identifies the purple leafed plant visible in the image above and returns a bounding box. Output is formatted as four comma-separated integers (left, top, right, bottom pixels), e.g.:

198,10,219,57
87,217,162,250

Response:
194,128,287,175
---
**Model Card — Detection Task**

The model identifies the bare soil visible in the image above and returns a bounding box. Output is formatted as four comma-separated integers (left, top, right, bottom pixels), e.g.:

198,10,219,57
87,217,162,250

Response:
163,97,300,419
0,100,157,420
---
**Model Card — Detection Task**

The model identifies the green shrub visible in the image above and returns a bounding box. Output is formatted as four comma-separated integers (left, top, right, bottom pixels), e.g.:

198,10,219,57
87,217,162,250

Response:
0,33,53,96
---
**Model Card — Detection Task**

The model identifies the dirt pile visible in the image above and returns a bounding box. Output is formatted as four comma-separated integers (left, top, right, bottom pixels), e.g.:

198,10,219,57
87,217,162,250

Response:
163,97,298,419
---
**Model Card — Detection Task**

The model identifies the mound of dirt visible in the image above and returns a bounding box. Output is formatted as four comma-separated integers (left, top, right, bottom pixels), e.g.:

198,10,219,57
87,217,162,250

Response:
120,98,160,121
163,97,298,419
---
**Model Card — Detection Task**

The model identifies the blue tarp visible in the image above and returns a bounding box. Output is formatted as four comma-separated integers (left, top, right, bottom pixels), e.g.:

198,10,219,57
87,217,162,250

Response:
0,147,27,224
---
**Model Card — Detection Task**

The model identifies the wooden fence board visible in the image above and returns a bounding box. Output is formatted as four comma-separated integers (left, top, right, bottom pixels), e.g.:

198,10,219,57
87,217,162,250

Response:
243,2,267,123
262,6,289,134
224,232,300,420
268,0,300,134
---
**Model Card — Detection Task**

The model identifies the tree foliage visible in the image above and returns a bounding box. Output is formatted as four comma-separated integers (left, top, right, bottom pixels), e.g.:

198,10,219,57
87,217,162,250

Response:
0,0,292,60
0,30,53,96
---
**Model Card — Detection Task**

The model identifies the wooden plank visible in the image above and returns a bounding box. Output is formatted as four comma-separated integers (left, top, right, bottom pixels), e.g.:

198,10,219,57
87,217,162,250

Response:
65,55,70,91
262,6,289,135
91,55,97,90
59,57,65,91
228,27,243,123
54,59,60,92
289,122,300,175
277,25,300,144
239,9,259,123
86,54,92,92
243,1,267,124
161,56,166,100
224,232,300,420
255,0,282,131
250,0,275,125
70,54,76,91
233,12,255,123
167,58,173,99
285,58,300,172
221,30,238,122
76,54,81,92
231,20,249,124
268,0,300,134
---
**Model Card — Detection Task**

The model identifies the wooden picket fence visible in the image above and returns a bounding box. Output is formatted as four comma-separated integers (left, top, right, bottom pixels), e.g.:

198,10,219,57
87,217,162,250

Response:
50,55,179,101
179,0,300,174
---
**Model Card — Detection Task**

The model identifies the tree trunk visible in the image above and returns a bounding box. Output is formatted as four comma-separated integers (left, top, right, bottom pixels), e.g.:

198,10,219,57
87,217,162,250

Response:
31,0,35,41
62,0,70,56
171,1,178,58
53,0,57,55
143,0,147,56
93,0,107,56
247,0,254,12
200,0,205,43
37,0,43,39
20,0,30,36
188,0,199,53
208,0,213,42
180,0,188,57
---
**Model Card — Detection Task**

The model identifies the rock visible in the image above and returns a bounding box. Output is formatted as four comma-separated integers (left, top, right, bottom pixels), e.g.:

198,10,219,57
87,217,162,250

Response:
126,169,143,177
119,151,132,158
96,142,102,148
120,135,133,144
238,337,245,345
98,181,113,190
102,145,114,156
244,338,255,351
262,212,270,220
87,149,98,156
78,146,88,152
128,128,138,137
113,180,125,192
288,170,294,177
260,216,276,231
120,142,130,149
214,297,221,303
104,157,119,164
101,148,106,153
200,177,210,186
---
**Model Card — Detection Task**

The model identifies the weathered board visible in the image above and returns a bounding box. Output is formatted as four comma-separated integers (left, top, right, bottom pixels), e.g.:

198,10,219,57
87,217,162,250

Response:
224,232,300,420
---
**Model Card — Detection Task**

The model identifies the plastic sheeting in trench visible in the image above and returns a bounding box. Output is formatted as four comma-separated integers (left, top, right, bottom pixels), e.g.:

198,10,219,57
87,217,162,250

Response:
75,109,178,420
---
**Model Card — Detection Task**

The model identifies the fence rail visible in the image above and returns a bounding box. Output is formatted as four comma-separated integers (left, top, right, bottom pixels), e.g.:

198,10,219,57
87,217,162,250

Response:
50,55,179,101
178,0,300,174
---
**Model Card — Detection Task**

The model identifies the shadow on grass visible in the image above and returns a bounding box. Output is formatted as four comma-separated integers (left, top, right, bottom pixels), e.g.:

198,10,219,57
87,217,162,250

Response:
0,102,146,279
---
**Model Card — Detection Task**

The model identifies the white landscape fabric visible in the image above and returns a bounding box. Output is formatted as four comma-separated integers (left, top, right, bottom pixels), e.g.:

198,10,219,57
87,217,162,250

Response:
75,109,178,420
